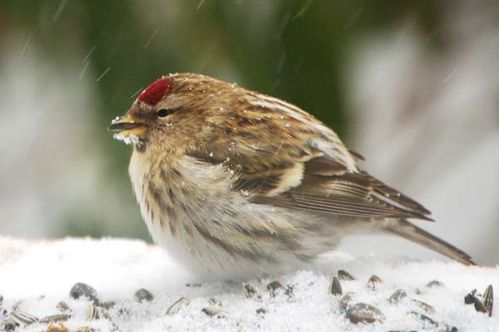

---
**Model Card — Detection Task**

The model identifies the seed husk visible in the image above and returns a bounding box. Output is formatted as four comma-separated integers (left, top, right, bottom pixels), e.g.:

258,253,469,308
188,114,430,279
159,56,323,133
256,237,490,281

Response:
410,315,457,332
56,301,71,313
367,274,383,291
99,301,116,310
267,281,283,297
409,311,439,328
134,288,154,303
388,289,407,304
337,270,355,281
464,289,488,314
339,292,354,311
346,303,384,324
483,285,494,317
166,297,190,315
86,304,109,320
243,283,258,299
40,314,71,324
426,280,444,288
208,298,222,307
330,276,342,296
1,318,18,331
464,289,478,305
201,306,222,317
87,304,97,320
69,282,98,303
412,299,435,314
10,309,39,325
285,285,295,298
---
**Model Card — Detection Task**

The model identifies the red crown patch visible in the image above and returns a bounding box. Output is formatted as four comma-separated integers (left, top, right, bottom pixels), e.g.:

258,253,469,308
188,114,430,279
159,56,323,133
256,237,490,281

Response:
138,77,173,105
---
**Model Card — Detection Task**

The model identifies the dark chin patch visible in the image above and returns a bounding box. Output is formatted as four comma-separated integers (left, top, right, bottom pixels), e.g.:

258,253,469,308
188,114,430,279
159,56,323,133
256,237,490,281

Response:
134,138,148,152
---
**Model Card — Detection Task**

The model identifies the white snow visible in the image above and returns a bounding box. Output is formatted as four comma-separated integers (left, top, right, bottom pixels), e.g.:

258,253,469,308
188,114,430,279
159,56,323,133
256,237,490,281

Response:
0,237,497,332
112,133,141,146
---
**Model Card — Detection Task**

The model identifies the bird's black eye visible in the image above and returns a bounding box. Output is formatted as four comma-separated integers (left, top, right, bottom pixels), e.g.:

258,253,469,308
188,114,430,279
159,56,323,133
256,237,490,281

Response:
157,109,172,118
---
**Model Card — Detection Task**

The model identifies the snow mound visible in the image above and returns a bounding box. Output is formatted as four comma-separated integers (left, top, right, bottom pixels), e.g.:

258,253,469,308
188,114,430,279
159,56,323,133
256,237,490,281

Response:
0,237,497,332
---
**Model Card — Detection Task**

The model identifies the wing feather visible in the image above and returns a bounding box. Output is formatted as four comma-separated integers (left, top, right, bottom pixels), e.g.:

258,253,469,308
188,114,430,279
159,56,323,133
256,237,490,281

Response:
185,95,432,222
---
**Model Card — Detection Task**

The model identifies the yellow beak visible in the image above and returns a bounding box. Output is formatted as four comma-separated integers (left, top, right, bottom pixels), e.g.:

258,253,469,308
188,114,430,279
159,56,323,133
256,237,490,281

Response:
108,114,148,142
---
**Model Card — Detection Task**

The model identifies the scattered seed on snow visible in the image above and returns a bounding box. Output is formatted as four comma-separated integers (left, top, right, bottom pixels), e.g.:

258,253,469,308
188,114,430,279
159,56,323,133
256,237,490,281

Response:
202,306,222,318
426,280,444,288
243,283,259,299
57,301,71,313
69,283,98,303
388,289,407,304
1,319,19,331
99,301,116,310
40,313,71,324
465,289,488,314
10,309,39,325
166,297,190,315
412,299,436,314
284,285,295,299
86,304,109,320
329,276,342,296
408,311,439,328
483,285,494,317
339,292,354,311
337,270,355,281
367,274,383,291
346,303,384,324
135,288,154,303
208,298,222,307
267,281,284,297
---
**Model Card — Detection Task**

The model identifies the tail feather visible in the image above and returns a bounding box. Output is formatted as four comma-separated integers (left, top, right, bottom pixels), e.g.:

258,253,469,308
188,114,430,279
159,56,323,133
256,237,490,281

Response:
387,219,476,265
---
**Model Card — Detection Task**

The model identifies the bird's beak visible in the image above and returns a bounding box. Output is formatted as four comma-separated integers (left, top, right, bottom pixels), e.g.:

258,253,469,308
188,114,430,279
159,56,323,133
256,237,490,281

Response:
108,114,148,144
108,114,144,132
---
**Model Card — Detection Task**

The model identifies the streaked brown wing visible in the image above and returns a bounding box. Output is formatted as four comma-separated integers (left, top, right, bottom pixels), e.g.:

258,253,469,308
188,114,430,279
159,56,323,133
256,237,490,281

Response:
251,154,433,221
186,140,325,195
359,171,431,216
188,139,432,221
184,93,431,222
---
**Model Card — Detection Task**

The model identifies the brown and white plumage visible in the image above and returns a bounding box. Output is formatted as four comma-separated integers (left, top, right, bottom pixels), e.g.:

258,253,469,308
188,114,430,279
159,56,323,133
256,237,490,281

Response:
110,73,474,278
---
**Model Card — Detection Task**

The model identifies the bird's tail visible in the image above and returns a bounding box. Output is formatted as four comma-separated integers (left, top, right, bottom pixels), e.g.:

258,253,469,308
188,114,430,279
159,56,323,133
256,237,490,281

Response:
386,219,476,265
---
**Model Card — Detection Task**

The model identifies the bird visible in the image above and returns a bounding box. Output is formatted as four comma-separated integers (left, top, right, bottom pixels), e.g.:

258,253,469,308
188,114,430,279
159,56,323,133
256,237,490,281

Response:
109,73,475,279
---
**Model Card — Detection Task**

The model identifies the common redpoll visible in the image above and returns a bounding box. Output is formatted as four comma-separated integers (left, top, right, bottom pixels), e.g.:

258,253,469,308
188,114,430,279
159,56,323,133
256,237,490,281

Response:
109,73,474,278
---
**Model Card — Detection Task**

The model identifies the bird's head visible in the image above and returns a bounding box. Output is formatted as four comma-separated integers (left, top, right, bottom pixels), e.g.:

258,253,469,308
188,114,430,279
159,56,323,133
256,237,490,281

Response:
109,73,237,152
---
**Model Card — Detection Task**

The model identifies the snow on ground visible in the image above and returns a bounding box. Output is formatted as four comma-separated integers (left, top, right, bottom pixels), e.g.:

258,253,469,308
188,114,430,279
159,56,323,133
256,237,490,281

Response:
0,237,497,332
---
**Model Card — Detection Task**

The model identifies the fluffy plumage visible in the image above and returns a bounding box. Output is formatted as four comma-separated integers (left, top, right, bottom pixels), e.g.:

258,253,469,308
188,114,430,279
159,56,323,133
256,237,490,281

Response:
109,73,474,278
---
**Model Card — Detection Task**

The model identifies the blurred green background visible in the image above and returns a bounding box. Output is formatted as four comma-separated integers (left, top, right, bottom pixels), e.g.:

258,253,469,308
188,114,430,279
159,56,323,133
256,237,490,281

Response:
1,0,498,263
1,0,444,140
